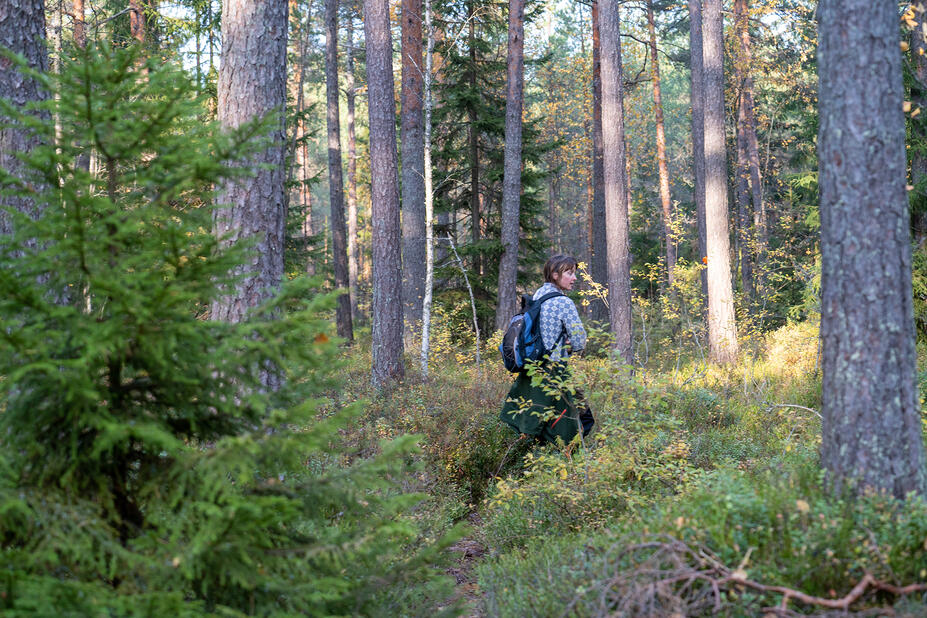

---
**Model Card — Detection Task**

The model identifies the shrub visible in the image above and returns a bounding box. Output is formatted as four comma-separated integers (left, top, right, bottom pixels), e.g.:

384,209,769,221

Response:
0,43,457,616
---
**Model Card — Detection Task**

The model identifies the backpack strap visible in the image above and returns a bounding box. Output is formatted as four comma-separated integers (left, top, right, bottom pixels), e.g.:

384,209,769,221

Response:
533,292,566,356
535,291,563,305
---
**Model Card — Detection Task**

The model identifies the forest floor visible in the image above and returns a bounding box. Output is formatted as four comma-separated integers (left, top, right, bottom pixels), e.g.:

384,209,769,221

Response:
342,319,927,616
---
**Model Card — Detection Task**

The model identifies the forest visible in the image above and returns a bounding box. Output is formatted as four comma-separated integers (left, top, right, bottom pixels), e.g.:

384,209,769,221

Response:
2,0,927,615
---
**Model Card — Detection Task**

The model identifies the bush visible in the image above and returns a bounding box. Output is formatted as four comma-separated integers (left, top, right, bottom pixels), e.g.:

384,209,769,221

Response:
478,450,927,616
0,43,457,616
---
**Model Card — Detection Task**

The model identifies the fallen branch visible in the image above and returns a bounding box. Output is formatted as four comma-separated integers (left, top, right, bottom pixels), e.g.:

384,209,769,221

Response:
588,535,927,616
765,403,822,420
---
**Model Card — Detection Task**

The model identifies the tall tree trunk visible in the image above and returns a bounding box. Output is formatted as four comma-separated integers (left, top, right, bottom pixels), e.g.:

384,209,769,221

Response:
130,0,146,44
365,0,405,387
734,0,766,275
818,0,926,499
73,0,85,48
420,0,435,377
0,0,48,235
734,0,761,299
646,0,675,286
401,0,425,342
688,0,708,304
735,101,754,298
211,0,288,324
325,0,354,341
346,8,360,320
598,0,632,362
702,0,738,363
468,8,481,277
494,0,525,332
590,0,608,324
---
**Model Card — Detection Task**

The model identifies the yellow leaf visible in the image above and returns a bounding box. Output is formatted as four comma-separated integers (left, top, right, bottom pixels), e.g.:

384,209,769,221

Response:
902,41,911,52
796,499,810,513
904,101,913,112
559,468,567,480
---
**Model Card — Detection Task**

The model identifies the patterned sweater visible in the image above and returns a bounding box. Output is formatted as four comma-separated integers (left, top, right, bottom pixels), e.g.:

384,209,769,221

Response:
532,282,587,362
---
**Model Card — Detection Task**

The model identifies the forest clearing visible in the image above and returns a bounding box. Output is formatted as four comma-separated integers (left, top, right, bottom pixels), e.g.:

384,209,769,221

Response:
2,0,927,616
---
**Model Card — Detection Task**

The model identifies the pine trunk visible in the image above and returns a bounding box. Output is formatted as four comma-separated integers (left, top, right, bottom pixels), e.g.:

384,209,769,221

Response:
688,0,708,304
646,0,675,286
735,102,754,298
0,0,48,235
130,0,146,44
468,10,481,277
495,0,525,332
590,0,608,324
736,0,766,269
325,0,354,341
598,0,632,363
401,0,425,341
702,0,738,363
211,0,288,323
73,0,85,48
818,0,926,498
346,10,360,320
365,0,405,387
734,0,762,297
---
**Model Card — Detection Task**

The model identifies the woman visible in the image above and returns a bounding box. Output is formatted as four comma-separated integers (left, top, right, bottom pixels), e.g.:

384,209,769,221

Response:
499,255,594,444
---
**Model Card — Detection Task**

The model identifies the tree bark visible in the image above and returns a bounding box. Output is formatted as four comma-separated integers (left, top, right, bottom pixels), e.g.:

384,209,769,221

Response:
211,0,288,323
420,0,435,377
346,8,360,320
646,0,676,287
130,0,146,44
72,0,85,48
818,0,926,499
495,0,525,332
733,0,762,299
590,0,608,324
468,8,481,276
702,0,738,363
0,0,48,235
734,0,766,271
365,0,405,387
735,100,754,298
401,0,425,341
325,0,354,341
688,0,708,304
598,0,632,363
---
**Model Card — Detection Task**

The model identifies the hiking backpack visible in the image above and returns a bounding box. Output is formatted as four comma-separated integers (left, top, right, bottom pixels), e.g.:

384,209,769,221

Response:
499,291,565,373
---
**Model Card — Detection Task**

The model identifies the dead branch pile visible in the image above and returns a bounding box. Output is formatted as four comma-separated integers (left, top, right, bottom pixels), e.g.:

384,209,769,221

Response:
561,534,927,617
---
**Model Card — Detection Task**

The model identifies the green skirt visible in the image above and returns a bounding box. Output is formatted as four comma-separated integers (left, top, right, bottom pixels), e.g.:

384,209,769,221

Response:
499,364,592,445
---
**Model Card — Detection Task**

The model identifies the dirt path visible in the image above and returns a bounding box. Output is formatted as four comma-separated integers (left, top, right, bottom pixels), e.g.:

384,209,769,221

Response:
447,512,487,616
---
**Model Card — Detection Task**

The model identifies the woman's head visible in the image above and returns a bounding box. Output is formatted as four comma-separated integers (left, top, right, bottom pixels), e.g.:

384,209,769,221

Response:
544,254,578,291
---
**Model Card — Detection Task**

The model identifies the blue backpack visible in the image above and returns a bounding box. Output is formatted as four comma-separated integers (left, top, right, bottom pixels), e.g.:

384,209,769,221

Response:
499,291,564,373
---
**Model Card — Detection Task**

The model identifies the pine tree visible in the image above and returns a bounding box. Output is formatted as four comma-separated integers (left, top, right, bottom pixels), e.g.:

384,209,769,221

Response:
0,43,457,614
432,0,550,335
819,0,926,498
0,0,47,235
211,0,288,326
